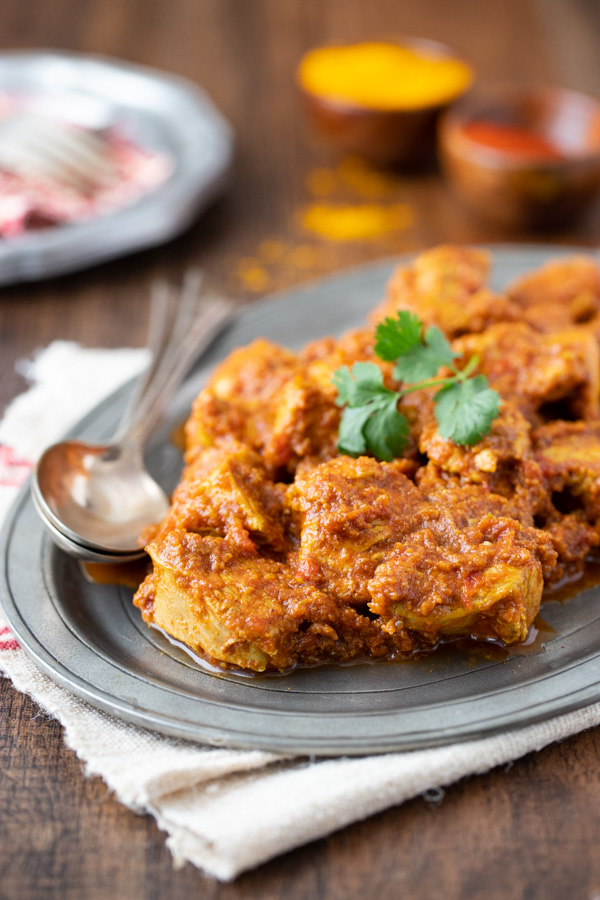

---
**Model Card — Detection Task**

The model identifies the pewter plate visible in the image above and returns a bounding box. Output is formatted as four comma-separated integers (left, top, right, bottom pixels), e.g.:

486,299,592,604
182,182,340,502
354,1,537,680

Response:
0,51,232,283
3,247,600,756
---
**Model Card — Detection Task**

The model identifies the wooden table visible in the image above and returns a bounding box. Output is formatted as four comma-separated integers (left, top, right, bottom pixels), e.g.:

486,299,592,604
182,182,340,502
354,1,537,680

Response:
2,1,600,897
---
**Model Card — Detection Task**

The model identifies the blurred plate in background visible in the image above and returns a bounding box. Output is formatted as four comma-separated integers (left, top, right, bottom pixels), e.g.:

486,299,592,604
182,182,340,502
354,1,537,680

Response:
0,50,233,284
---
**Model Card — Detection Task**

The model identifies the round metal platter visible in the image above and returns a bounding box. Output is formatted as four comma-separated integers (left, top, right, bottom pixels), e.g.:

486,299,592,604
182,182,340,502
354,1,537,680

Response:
0,50,232,283
3,247,600,756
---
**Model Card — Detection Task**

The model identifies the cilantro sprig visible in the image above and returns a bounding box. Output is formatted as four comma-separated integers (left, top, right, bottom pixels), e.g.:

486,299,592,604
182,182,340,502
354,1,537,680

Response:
333,311,501,461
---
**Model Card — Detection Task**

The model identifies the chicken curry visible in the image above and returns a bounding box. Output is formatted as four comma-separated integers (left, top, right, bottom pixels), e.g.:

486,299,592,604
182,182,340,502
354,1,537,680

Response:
134,245,600,672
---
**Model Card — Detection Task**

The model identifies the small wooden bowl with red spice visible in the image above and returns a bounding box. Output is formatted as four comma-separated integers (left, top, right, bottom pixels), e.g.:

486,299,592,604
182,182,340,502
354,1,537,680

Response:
439,85,600,229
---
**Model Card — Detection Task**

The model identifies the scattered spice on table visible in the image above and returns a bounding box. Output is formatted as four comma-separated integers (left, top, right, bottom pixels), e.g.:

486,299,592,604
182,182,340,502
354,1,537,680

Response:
299,156,413,241
232,155,415,294
298,202,412,241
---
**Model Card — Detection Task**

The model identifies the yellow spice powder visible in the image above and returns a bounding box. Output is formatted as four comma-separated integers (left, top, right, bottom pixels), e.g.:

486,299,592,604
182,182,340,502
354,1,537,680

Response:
336,156,399,198
299,202,412,241
298,42,473,111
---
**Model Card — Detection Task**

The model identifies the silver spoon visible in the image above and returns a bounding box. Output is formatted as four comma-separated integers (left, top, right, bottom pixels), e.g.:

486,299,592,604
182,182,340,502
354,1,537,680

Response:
32,274,233,561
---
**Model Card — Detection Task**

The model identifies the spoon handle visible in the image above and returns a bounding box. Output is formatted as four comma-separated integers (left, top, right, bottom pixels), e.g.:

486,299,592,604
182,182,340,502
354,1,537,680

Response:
113,270,204,442
114,281,234,451
111,279,173,439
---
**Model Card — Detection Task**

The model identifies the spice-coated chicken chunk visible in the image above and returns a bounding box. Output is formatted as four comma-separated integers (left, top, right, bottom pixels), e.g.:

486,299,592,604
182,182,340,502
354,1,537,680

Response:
370,244,521,337
417,401,532,484
287,456,554,644
508,256,600,315
534,420,600,522
185,338,300,460
186,338,340,474
136,531,393,672
286,456,428,604
144,439,287,553
454,323,600,421
507,257,600,335
369,513,550,645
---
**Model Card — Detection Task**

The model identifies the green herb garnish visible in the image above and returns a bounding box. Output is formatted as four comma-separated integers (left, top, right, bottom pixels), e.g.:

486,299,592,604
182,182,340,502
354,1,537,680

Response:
333,311,501,461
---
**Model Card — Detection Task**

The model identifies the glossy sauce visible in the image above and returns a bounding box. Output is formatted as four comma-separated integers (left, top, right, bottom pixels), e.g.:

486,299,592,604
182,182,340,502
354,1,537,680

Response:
449,616,557,664
170,420,186,451
542,559,600,604
81,558,150,589
83,558,600,675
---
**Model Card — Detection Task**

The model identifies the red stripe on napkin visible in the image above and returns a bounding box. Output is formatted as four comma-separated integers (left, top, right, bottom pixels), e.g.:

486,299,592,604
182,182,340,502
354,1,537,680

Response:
0,445,33,487
0,626,20,651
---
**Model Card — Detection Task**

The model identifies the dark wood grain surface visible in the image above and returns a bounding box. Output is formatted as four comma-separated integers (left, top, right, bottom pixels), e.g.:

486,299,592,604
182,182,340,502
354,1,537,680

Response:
2,1,600,897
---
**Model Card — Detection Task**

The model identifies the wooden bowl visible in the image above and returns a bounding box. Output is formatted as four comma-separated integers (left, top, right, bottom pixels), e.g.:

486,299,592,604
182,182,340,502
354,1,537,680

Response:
439,85,600,229
297,39,474,168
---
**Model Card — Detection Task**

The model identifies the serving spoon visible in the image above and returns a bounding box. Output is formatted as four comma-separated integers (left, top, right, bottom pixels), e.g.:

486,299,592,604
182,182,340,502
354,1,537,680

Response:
32,273,233,562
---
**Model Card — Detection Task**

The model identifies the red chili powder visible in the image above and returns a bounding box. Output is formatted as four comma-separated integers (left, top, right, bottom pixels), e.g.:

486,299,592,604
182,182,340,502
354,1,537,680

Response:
462,120,565,161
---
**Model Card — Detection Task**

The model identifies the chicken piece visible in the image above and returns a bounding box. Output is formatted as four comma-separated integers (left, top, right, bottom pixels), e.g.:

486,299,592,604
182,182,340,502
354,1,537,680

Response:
302,328,398,392
416,462,584,583
262,371,340,471
185,338,300,459
418,401,532,483
134,531,394,672
534,420,600,521
416,401,552,515
519,304,579,335
287,456,428,604
368,514,551,645
370,244,521,337
186,338,340,474
454,322,600,421
538,513,599,584
286,455,554,644
416,463,537,530
302,328,373,373
146,439,286,553
508,257,600,335
508,256,600,319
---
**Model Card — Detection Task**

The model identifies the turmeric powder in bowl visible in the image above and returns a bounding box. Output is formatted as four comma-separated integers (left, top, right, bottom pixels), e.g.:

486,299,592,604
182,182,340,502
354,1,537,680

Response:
298,42,473,111
297,39,474,166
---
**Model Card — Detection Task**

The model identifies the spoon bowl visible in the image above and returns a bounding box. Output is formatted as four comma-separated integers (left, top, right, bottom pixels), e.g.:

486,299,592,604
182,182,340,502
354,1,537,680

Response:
33,439,170,555
31,486,148,563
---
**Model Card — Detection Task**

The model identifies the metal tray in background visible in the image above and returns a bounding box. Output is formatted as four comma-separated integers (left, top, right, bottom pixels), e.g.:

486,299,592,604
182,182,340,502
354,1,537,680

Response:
0,50,233,283
2,247,600,756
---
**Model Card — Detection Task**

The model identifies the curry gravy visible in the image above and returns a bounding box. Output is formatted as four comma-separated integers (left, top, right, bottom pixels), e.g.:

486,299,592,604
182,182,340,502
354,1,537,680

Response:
81,557,600,673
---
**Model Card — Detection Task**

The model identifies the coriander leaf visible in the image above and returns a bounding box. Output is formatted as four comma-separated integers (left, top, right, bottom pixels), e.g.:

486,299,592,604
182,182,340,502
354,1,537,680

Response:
434,375,501,446
337,404,374,456
424,326,456,367
363,397,410,461
332,365,359,407
332,362,388,407
334,362,407,459
393,325,455,384
375,311,422,362
334,310,501,461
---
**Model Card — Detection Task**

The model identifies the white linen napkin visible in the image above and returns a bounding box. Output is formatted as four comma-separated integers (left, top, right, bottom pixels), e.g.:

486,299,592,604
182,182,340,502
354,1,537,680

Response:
2,341,600,882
